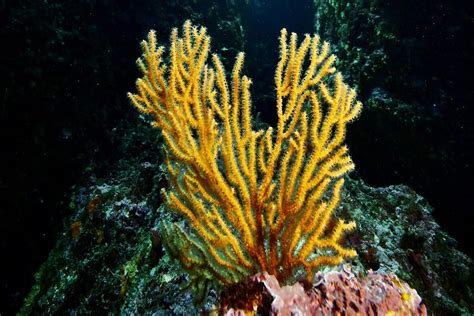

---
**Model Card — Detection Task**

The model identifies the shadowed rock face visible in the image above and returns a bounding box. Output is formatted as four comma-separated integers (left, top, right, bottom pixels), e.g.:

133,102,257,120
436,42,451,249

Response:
312,0,474,259
1,1,246,313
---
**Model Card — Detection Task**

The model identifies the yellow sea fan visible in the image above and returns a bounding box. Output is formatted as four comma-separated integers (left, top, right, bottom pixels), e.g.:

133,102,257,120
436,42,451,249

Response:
128,20,361,286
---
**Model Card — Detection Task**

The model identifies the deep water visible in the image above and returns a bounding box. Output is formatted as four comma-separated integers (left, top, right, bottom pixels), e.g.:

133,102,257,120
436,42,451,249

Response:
1,0,472,314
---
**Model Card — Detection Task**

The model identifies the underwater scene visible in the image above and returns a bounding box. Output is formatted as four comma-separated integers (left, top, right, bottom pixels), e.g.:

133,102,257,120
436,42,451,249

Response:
1,0,473,314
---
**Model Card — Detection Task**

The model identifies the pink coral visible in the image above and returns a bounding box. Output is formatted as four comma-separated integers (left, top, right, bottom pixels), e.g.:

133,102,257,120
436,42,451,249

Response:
221,265,427,315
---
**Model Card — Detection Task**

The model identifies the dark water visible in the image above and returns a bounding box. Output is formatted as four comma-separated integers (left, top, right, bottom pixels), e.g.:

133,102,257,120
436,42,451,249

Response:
1,0,472,313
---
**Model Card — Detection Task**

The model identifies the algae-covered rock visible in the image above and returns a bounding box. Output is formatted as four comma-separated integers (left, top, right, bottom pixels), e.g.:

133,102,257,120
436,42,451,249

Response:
342,177,474,314
20,164,473,314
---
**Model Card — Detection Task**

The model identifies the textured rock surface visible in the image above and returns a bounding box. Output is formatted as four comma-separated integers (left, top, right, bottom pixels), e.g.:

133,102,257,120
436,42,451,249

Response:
19,157,473,314
313,0,474,259
341,178,474,314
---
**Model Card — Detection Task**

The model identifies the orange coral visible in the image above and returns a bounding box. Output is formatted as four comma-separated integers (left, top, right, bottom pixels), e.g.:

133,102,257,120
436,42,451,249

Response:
128,21,361,285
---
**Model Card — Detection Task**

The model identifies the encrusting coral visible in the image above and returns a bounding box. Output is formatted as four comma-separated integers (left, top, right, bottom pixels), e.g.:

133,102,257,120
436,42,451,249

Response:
220,266,427,315
128,21,362,287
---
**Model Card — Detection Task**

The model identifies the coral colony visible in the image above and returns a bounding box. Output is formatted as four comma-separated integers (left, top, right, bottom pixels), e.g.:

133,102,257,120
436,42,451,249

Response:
128,21,426,314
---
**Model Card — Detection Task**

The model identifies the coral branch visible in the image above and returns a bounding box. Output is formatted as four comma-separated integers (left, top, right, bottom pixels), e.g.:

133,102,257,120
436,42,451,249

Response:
128,20,362,286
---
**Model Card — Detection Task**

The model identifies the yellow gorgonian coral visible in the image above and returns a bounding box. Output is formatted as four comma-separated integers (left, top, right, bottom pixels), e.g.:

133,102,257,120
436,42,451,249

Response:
128,21,362,286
